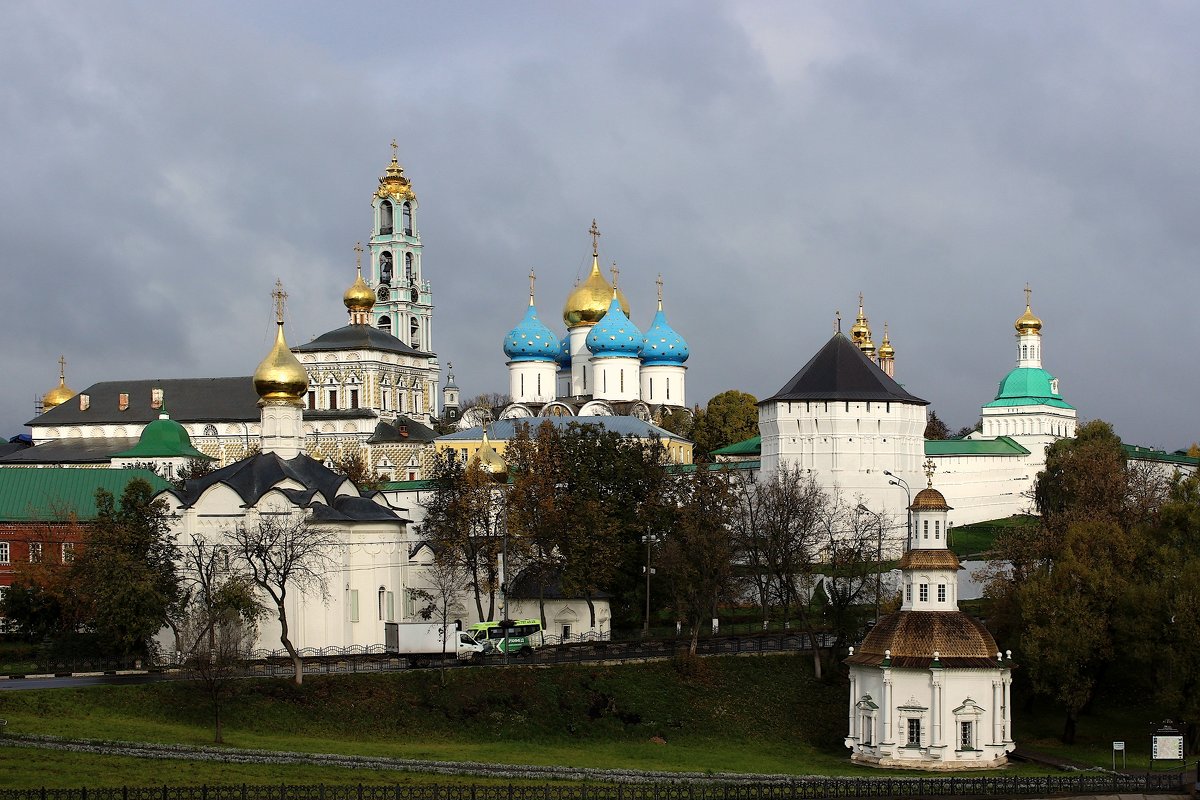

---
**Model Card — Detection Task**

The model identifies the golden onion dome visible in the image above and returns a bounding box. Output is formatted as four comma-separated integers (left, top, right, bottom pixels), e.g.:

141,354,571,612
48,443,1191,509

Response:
343,265,375,312
476,430,508,478
254,318,309,406
860,332,877,358
1014,303,1042,335
910,486,952,511
878,325,895,359
42,358,75,412
849,294,871,346
375,141,416,202
564,256,630,327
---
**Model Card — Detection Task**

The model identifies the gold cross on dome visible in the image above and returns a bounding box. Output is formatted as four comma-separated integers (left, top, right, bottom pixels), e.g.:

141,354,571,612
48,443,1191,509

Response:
58,354,66,379
353,242,363,269
272,279,288,324
390,139,398,161
923,457,937,487
610,262,620,290
656,273,664,308
528,269,536,304
589,219,601,255
1024,283,1032,306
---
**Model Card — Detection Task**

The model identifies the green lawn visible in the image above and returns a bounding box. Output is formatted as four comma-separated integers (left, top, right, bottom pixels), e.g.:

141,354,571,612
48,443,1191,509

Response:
0,654,1182,787
949,516,1036,559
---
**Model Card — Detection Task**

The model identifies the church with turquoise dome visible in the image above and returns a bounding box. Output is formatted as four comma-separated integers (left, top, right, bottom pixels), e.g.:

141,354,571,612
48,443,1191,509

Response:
464,220,690,428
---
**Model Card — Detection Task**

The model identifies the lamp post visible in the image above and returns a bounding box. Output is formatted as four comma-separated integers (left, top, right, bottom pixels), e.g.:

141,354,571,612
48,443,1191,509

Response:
641,533,661,637
857,504,885,624
883,470,912,552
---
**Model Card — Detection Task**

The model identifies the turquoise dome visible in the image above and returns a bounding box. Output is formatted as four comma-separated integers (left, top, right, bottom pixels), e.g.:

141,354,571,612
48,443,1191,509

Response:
586,296,643,358
556,334,571,368
503,304,558,362
641,308,689,365
983,367,1074,409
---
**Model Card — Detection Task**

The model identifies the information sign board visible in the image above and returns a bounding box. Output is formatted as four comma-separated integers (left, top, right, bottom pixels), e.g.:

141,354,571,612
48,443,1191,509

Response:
1152,735,1184,761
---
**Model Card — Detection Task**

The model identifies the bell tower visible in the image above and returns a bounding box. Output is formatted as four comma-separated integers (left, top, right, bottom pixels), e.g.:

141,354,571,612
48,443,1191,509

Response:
368,141,433,353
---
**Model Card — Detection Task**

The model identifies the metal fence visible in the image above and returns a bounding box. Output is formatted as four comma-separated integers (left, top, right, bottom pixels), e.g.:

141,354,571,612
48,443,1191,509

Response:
0,772,1192,800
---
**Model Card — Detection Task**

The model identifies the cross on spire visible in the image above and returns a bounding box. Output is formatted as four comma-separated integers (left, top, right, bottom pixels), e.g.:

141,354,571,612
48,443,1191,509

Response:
656,273,664,310
58,355,66,380
272,279,288,325
589,219,601,256
390,138,399,162
610,262,620,291
528,269,536,306
923,457,937,487
1024,282,1032,307
835,310,841,333
353,242,363,270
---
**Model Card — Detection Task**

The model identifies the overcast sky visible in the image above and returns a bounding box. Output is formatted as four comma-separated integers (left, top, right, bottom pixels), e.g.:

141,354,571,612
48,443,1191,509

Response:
3,2,1198,449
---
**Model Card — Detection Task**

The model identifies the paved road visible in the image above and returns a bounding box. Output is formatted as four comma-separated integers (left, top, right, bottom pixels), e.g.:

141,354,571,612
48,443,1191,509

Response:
0,672,168,691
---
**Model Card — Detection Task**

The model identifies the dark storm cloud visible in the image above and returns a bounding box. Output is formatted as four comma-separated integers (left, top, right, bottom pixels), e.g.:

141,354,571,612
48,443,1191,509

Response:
2,2,1197,449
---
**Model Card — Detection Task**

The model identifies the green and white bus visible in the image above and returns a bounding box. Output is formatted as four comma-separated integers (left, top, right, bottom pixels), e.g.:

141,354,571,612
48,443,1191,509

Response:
468,619,545,655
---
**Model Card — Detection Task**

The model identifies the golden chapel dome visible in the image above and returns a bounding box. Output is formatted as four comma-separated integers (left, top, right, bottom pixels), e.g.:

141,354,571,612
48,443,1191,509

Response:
878,325,895,359
254,283,309,406
41,357,75,411
476,430,508,478
1014,284,1042,335
849,294,871,348
343,265,375,312
563,255,630,327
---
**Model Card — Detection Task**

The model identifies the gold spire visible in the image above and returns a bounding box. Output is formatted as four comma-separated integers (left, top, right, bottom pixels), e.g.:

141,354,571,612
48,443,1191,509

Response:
878,322,895,359
563,221,630,327
41,354,75,411
375,140,416,201
1014,283,1043,335
343,242,375,315
254,280,309,406
850,293,872,349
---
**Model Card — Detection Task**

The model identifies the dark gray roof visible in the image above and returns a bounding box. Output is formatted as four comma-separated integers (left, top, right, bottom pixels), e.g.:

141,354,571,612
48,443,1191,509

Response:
0,437,140,464
764,333,928,405
304,409,378,421
27,377,259,428
367,416,438,444
294,324,433,357
0,441,31,459
509,567,611,600
174,451,405,522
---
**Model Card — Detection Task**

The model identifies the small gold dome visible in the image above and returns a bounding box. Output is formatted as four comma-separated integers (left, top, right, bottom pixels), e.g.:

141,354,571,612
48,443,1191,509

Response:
564,255,630,327
475,430,508,478
849,294,871,347
910,486,952,511
343,266,375,312
1015,303,1042,335
254,319,309,406
878,325,895,359
42,377,75,411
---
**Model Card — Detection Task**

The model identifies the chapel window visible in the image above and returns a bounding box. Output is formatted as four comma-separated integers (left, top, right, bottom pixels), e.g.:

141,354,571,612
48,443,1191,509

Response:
960,721,974,750
919,583,928,602
923,520,929,539
905,583,912,603
907,719,921,746
934,520,940,539
938,584,946,602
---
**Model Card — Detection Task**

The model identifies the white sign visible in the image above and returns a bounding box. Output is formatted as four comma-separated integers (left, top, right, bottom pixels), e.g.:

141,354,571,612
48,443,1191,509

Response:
1152,735,1184,761
1113,741,1125,751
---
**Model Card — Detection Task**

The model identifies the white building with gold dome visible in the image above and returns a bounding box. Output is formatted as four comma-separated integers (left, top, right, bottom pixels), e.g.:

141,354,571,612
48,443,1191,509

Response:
845,468,1015,769
460,221,691,429
14,148,443,482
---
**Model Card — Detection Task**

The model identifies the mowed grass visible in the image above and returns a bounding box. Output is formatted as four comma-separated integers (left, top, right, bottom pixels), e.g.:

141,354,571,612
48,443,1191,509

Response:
0,653,1160,787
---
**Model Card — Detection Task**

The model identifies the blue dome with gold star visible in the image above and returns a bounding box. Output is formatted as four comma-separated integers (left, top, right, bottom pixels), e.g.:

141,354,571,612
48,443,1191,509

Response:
586,296,643,358
503,303,558,362
556,334,571,368
641,308,689,366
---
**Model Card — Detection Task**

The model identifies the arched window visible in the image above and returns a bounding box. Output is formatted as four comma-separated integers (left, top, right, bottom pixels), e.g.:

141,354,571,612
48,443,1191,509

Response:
410,318,420,347
405,253,414,284
380,201,393,235
1021,344,1028,359
377,315,392,334
378,587,386,620
402,202,413,235
202,424,218,437
380,252,393,284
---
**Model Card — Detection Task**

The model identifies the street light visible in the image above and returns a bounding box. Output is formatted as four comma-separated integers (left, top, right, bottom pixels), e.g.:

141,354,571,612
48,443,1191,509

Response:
883,470,912,552
856,504,885,624
641,533,661,637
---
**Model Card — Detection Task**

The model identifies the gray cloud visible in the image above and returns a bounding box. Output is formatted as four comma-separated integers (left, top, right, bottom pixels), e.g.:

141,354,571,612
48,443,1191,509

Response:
2,2,1197,450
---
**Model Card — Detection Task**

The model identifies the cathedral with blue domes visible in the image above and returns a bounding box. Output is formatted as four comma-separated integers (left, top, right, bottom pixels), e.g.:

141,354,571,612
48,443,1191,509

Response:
463,220,690,428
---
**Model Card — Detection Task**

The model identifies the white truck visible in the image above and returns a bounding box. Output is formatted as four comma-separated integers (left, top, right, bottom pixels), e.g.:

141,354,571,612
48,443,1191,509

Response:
385,622,487,667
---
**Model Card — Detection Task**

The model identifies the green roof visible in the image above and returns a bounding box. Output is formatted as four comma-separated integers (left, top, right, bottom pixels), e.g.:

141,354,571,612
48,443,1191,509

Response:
710,436,762,457
983,367,1074,410
668,460,759,474
925,436,1030,456
112,416,212,460
379,479,437,492
0,468,173,521
1122,444,1200,467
